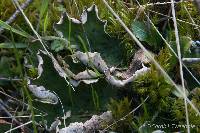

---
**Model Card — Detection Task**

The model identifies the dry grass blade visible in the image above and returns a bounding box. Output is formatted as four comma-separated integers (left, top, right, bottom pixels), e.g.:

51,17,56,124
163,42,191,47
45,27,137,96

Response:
4,121,32,133
170,0,190,132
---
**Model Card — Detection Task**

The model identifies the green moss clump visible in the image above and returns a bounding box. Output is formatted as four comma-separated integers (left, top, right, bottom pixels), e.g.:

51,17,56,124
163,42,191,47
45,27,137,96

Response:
107,97,133,132
171,88,200,131
133,48,174,108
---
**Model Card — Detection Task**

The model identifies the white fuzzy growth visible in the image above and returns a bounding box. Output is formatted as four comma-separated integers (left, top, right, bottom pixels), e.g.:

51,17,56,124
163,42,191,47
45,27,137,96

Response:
74,51,109,73
48,119,61,132
50,53,68,79
59,122,84,133
106,66,150,87
74,70,98,80
57,12,81,25
75,51,150,87
81,10,87,24
70,70,99,87
40,50,75,91
59,111,112,133
40,50,66,78
23,51,43,80
135,64,150,76
70,78,99,87
28,85,58,104
36,51,44,79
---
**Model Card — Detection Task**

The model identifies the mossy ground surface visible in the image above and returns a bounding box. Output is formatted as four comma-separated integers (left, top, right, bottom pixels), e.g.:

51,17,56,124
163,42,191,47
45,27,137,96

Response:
0,0,200,132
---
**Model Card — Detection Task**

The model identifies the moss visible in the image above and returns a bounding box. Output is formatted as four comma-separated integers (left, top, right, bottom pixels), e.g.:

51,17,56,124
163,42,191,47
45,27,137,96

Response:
107,97,133,132
171,95,200,131
176,2,200,39
1,1,200,132
131,48,178,131
133,48,174,104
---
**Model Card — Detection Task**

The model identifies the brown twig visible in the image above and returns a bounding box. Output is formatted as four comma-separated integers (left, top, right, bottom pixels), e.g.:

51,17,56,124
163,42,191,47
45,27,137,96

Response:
0,0,33,34
0,99,32,133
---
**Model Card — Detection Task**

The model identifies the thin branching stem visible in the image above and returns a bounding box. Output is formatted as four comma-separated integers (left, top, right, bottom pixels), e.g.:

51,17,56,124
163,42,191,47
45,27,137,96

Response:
128,0,193,8
183,4,200,37
143,9,200,28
